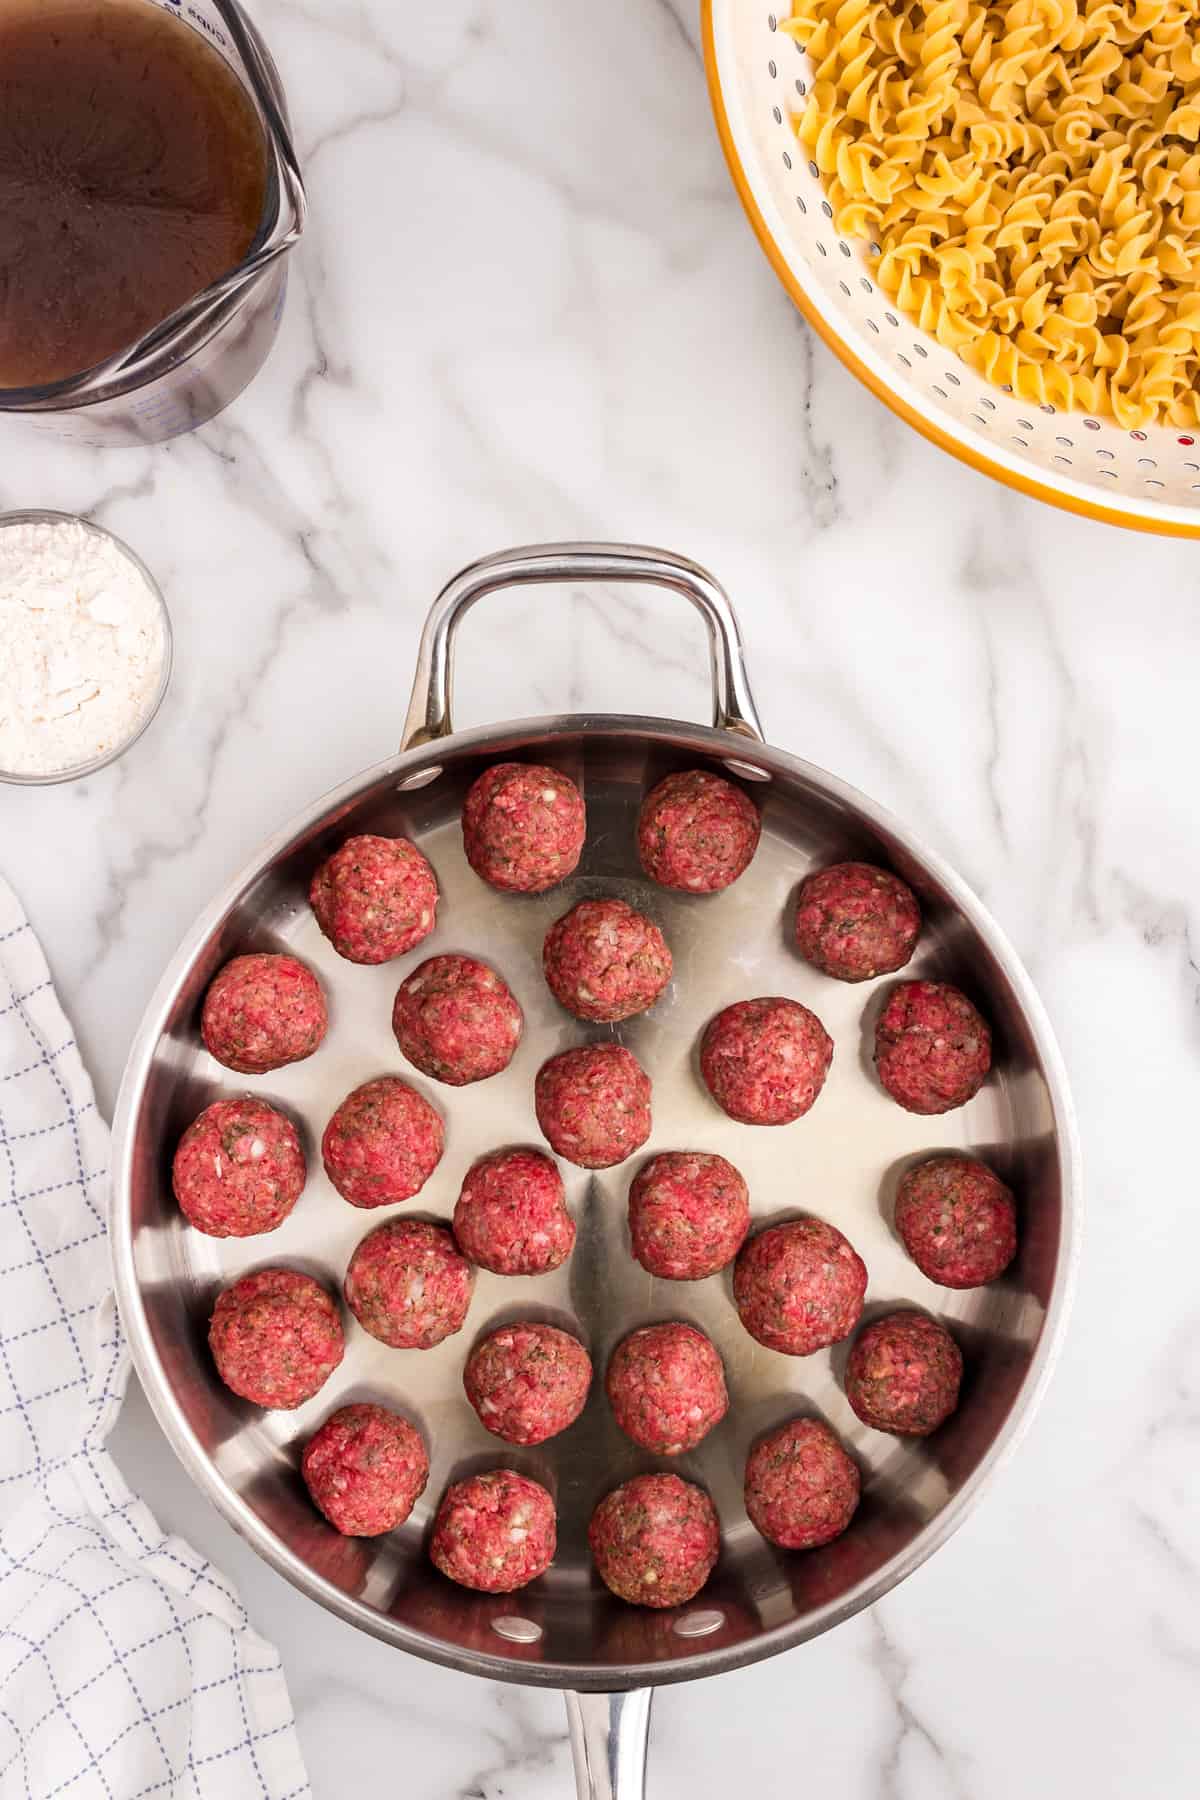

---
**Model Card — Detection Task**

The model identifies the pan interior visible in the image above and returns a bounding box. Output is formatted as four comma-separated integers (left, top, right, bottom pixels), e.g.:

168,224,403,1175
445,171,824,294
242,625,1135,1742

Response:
119,722,1066,1681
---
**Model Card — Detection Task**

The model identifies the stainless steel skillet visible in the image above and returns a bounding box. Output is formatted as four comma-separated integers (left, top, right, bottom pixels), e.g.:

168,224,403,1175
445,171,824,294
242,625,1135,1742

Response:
112,544,1080,1798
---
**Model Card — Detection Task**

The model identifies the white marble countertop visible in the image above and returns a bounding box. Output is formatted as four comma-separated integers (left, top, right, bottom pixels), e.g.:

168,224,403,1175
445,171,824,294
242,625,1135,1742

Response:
2,2,1195,1795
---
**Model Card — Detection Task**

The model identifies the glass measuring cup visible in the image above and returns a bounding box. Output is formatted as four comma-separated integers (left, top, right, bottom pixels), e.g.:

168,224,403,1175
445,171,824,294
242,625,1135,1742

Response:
0,0,306,448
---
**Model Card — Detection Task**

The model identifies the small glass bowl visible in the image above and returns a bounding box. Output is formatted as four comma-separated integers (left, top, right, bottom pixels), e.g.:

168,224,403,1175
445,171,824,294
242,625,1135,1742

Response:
0,509,174,786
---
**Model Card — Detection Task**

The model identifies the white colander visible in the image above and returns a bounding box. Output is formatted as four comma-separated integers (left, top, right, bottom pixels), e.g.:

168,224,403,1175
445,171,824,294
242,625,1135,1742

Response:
704,0,1200,537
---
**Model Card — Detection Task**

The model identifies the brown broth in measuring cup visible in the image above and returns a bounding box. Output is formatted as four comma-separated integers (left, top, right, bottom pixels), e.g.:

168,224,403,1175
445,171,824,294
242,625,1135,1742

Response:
0,0,268,391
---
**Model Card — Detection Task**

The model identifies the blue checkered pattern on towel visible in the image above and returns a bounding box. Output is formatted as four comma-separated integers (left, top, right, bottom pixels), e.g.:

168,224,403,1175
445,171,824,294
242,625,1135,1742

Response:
0,878,310,1800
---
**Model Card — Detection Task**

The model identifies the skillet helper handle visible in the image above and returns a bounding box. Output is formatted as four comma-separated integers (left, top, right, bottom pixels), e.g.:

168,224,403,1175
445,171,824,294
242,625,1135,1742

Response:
401,542,765,750
565,1690,652,1800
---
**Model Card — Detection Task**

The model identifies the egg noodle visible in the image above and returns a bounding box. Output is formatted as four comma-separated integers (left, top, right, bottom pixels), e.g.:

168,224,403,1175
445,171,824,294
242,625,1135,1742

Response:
785,0,1200,425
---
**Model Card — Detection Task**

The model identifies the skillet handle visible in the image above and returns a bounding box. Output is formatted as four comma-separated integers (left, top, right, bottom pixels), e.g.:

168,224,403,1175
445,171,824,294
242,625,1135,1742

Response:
401,542,765,749
565,1690,652,1800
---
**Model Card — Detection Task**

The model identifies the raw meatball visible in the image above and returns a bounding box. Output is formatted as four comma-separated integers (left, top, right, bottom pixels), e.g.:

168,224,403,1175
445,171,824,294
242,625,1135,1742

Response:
453,1148,575,1276
637,769,760,894
462,762,585,894
589,1474,719,1609
605,1322,728,1455
344,1218,472,1350
794,862,921,983
464,1322,592,1445
302,1403,429,1537
744,1418,860,1550
874,980,992,1116
310,834,438,965
628,1152,749,1281
700,997,833,1125
543,898,672,1023
430,1470,557,1593
200,953,327,1075
845,1311,963,1435
392,954,523,1086
173,1097,305,1239
733,1219,867,1356
209,1269,344,1410
895,1155,1017,1288
321,1076,444,1208
534,1044,652,1170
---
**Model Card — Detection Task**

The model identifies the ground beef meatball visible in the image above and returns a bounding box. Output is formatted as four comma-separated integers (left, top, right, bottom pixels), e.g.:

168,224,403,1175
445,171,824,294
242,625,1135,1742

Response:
209,1269,344,1410
589,1474,719,1609
310,834,438,965
637,769,760,894
462,762,586,894
700,997,833,1125
895,1155,1018,1288
321,1076,444,1208
794,862,922,983
744,1418,860,1550
845,1311,963,1435
627,1152,749,1281
344,1218,472,1349
452,1148,575,1276
302,1403,429,1537
874,980,992,1116
733,1219,867,1355
430,1471,557,1592
173,1097,306,1239
200,953,327,1075
605,1322,728,1455
534,1044,652,1169
542,899,672,1023
392,954,523,1086
464,1323,592,1445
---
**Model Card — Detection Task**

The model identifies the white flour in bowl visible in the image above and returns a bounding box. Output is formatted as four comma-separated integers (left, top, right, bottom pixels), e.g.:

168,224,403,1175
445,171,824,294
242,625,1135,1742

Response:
0,515,167,778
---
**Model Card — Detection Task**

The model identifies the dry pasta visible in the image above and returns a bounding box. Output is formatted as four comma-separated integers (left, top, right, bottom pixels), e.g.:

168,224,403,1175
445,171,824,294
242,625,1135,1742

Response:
785,0,1200,426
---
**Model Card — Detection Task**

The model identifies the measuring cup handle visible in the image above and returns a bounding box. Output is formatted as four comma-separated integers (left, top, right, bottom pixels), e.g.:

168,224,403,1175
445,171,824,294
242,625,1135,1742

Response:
565,1690,652,1800
400,542,766,750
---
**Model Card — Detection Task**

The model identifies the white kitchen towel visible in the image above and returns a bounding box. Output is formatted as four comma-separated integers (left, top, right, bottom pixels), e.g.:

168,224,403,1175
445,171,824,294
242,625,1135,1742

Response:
0,876,311,1800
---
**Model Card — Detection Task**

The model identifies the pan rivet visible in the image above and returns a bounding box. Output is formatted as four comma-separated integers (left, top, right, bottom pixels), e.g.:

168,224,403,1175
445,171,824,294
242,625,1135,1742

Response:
673,1609,725,1639
722,758,772,784
492,1616,543,1644
396,766,443,792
